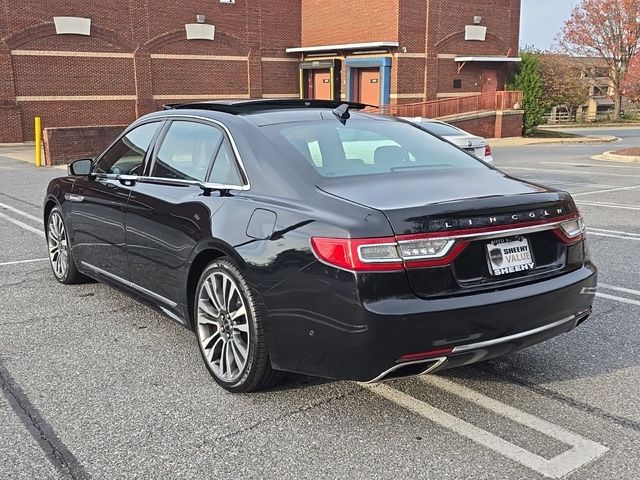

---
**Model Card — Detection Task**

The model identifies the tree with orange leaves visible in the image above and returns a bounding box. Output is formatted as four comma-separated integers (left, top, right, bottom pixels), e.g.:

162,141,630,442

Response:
622,56,640,104
558,0,640,120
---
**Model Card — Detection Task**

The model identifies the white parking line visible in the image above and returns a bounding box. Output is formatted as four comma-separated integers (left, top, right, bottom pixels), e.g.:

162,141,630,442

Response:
586,228,640,241
589,227,640,237
0,258,48,266
599,283,640,297
505,166,640,179
0,200,41,223
595,292,640,307
0,211,44,238
572,184,640,197
579,201,640,211
540,162,640,170
524,179,616,189
587,231,640,241
365,377,607,479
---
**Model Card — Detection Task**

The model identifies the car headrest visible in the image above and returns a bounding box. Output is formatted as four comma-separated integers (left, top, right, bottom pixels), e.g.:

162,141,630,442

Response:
289,139,313,164
374,145,404,166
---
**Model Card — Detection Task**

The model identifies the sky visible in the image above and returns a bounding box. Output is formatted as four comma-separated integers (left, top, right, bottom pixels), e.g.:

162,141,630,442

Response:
520,0,577,51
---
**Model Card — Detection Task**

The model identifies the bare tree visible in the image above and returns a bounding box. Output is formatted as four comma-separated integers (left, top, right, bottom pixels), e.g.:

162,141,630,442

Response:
558,0,640,120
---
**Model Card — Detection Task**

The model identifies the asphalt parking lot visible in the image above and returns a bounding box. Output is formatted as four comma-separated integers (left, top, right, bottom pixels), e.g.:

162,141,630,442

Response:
1,127,640,479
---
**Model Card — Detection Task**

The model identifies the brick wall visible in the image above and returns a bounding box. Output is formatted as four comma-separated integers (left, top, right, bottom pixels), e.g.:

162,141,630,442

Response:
425,0,520,100
301,0,399,46
1,0,521,142
0,0,302,143
43,125,126,166
446,110,523,138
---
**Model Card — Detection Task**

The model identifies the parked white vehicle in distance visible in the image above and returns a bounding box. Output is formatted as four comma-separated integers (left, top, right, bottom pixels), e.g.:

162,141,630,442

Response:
403,117,494,163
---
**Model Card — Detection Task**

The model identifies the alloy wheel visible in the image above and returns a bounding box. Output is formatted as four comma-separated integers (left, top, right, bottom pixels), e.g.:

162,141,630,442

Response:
47,211,69,280
197,271,250,382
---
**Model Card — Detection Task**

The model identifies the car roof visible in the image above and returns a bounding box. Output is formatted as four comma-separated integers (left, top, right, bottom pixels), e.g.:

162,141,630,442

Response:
144,99,397,127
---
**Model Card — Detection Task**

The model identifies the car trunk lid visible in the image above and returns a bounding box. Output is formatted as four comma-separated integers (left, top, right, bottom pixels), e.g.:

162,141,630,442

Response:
317,169,580,298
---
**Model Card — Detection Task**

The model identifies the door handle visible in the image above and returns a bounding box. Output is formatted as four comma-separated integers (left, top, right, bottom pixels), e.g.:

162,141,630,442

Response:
65,193,85,203
117,174,138,186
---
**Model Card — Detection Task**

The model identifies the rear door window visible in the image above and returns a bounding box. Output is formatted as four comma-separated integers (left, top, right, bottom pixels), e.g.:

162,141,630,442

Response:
209,140,244,185
152,121,224,182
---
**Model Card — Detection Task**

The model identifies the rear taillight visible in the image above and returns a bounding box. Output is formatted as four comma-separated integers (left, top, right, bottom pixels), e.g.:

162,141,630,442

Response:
310,236,466,272
310,237,403,271
311,213,584,272
554,216,585,244
484,144,492,157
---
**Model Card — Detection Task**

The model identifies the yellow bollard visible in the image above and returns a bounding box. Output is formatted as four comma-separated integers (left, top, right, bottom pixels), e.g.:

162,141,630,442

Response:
34,116,42,167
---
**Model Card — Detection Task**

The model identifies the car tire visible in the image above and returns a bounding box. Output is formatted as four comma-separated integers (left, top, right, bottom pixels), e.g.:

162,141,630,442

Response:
195,258,283,393
46,207,86,284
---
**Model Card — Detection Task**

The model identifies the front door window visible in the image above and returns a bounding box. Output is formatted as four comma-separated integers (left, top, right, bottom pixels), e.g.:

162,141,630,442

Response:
94,122,161,175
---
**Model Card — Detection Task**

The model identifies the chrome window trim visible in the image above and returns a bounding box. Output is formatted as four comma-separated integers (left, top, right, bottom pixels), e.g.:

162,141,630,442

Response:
130,114,251,190
80,261,177,308
120,175,248,191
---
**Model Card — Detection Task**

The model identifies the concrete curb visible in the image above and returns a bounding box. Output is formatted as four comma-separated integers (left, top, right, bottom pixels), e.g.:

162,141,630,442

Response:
540,123,640,129
592,152,640,163
489,136,618,147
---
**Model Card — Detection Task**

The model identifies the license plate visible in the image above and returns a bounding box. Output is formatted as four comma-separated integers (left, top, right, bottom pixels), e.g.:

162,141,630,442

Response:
486,236,535,276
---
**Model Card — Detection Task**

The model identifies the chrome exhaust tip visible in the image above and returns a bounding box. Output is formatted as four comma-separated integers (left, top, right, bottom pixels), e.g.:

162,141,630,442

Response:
365,357,447,384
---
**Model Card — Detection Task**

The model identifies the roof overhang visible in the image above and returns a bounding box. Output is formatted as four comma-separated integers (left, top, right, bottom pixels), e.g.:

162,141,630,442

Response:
593,97,614,106
454,56,522,63
286,41,399,54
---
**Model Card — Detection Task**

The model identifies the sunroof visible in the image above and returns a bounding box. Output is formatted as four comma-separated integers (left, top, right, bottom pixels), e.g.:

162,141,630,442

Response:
163,99,372,115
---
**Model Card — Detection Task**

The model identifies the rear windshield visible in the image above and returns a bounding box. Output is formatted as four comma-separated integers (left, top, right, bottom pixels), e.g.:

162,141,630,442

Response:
418,121,464,136
266,120,484,178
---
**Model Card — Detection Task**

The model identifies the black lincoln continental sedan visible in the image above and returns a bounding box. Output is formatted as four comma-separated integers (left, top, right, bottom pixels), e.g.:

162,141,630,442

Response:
44,99,596,392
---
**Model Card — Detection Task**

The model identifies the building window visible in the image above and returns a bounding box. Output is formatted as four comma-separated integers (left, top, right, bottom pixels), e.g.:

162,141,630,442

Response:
453,79,462,89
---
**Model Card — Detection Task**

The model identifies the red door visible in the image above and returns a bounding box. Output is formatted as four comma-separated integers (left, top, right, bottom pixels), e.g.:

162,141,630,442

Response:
310,69,332,100
355,68,381,106
481,70,498,94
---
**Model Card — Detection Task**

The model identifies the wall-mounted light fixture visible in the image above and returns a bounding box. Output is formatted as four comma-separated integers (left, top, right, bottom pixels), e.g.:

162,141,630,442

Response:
473,16,482,25
196,15,206,24
53,16,91,35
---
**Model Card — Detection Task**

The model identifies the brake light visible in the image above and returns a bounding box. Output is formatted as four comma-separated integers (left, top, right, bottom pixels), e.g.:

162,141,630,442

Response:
310,235,465,272
553,216,585,244
311,213,583,272
484,144,492,157
310,237,403,271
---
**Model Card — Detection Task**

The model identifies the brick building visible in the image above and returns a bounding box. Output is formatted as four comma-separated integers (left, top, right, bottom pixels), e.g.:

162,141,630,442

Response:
0,0,521,143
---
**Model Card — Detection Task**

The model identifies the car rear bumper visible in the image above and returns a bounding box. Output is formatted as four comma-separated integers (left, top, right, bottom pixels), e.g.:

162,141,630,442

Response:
262,262,597,382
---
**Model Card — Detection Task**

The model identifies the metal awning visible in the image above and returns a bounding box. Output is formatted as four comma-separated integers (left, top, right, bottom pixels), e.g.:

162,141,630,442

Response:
593,97,614,106
454,56,522,63
286,41,399,54
454,56,521,73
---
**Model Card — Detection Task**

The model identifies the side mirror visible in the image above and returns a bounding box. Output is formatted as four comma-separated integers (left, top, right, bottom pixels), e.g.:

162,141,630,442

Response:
68,158,94,176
